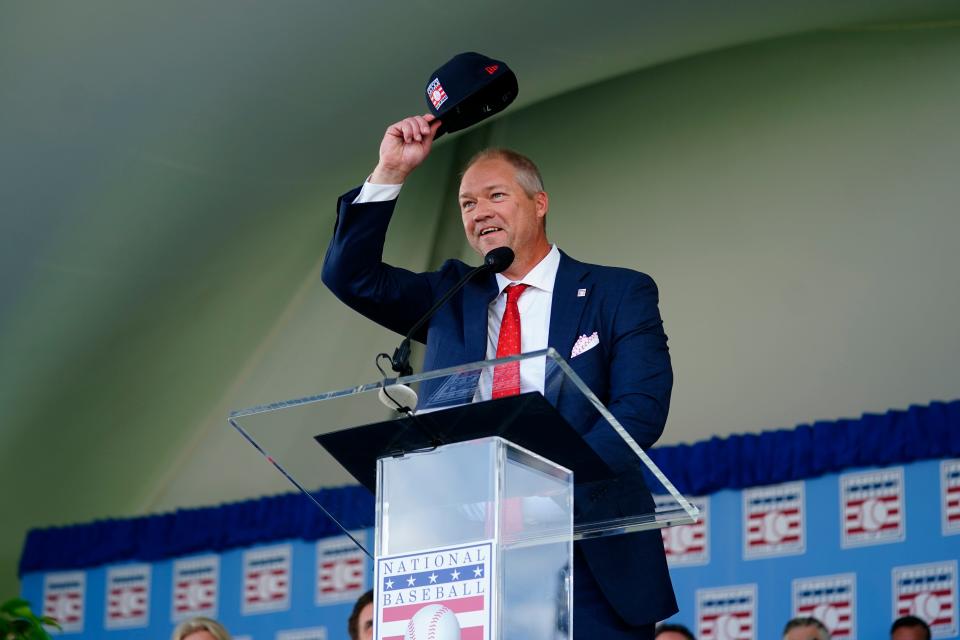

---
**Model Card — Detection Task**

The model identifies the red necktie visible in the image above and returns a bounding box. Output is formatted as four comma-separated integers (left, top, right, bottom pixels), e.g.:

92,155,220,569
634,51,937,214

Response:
492,283,529,399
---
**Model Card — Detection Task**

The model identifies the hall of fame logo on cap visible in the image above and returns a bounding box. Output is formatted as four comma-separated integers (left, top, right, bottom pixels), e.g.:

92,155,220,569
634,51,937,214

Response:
276,627,328,640
657,494,709,567
427,78,448,110
840,467,905,548
696,584,757,640
43,571,85,634
792,573,856,640
376,541,492,640
942,459,960,536
742,481,805,559
242,544,292,615
105,564,150,629
316,533,367,605
172,554,219,621
892,560,958,638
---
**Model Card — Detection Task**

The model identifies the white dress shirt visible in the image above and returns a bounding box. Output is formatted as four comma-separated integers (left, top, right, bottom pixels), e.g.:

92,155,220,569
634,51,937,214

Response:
478,244,560,398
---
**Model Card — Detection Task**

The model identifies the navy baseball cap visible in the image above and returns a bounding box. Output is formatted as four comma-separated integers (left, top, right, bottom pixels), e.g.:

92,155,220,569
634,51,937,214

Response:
425,52,518,138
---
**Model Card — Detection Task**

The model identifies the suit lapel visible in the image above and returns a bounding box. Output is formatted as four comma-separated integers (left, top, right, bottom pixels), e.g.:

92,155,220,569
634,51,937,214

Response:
546,252,591,404
463,271,500,364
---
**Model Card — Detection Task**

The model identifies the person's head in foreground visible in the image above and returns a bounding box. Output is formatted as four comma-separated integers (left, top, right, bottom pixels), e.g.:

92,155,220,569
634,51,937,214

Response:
783,616,830,640
891,615,932,640
171,616,232,640
348,589,374,640
655,622,696,640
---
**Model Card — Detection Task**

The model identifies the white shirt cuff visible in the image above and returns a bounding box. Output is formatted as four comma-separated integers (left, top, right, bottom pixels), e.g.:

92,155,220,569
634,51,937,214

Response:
353,181,403,204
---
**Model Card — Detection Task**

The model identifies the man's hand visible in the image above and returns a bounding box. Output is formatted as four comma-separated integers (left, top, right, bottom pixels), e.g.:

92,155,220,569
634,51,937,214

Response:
369,114,442,184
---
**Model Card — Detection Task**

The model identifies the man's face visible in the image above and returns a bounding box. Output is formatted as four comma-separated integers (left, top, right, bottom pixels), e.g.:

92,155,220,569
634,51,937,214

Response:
656,632,692,640
459,157,547,259
892,626,928,640
784,624,828,640
358,602,374,640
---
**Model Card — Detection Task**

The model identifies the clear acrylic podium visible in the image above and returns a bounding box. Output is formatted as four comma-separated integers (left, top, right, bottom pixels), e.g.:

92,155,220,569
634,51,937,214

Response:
229,349,698,639
376,437,572,639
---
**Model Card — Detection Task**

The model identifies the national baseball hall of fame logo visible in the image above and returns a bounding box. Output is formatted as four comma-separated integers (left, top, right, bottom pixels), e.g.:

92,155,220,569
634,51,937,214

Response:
696,584,757,640
105,564,150,629
376,541,492,640
657,495,709,567
43,571,85,634
743,481,805,559
243,544,292,615
840,467,905,547
792,574,856,640
942,459,960,536
893,561,958,638
172,554,219,621
316,534,367,605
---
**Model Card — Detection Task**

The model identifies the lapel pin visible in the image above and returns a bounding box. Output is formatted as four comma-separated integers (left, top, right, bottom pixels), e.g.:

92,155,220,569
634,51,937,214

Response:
577,288,587,297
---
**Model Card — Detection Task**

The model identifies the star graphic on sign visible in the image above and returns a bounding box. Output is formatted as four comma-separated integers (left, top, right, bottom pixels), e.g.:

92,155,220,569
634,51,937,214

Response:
450,569,460,581
429,573,438,584
385,579,394,589
473,566,483,577
406,576,416,586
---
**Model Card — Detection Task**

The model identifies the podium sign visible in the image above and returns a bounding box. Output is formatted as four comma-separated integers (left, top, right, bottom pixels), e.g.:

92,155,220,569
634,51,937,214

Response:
229,349,698,557
374,437,571,640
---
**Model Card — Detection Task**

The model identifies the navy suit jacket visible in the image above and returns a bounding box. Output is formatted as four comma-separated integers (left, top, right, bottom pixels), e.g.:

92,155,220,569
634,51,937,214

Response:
322,188,678,626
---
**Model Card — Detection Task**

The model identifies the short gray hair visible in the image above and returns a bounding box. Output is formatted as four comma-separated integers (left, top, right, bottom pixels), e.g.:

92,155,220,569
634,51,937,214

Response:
462,148,545,197
172,617,232,640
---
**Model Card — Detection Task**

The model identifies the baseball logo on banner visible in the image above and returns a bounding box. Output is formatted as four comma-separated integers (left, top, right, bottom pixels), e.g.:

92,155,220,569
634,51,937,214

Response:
696,584,757,640
792,573,856,640
376,541,492,640
316,533,367,605
658,495,709,567
43,571,85,634
841,467,905,547
276,627,328,640
893,561,958,638
105,564,150,629
172,554,219,621
743,481,805,559
942,459,960,536
243,544,292,615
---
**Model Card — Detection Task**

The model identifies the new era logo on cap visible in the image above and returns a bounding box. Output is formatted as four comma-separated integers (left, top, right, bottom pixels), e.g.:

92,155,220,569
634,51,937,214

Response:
484,65,499,74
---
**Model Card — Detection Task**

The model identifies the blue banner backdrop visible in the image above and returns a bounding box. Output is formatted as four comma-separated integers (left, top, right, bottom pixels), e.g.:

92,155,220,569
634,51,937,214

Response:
19,400,960,639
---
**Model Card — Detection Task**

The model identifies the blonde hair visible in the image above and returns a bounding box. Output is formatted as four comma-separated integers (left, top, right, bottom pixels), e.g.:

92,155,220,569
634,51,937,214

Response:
172,617,232,640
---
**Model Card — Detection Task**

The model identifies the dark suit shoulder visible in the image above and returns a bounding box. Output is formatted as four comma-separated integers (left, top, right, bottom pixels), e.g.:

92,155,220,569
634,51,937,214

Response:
560,252,658,291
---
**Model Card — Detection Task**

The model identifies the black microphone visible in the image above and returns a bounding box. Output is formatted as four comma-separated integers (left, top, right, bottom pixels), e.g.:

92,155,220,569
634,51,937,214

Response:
483,246,515,273
390,247,515,376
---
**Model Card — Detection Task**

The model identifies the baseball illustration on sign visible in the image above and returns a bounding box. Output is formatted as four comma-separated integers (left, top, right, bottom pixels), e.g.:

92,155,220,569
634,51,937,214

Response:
243,544,292,615
43,572,85,634
376,541,493,640
172,554,219,621
792,574,856,640
743,482,805,559
840,467,905,548
696,584,757,640
105,564,150,629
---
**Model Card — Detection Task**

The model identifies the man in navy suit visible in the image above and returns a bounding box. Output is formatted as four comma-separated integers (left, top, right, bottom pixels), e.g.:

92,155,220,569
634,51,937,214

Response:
322,114,676,639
